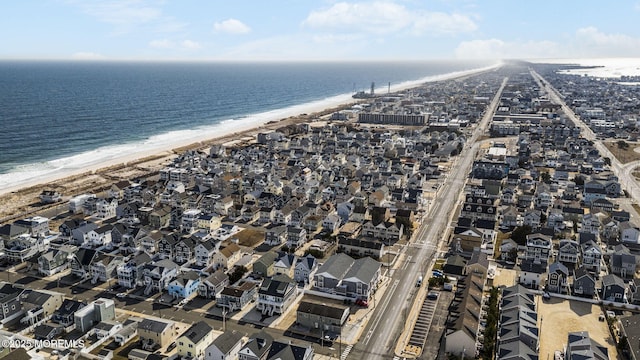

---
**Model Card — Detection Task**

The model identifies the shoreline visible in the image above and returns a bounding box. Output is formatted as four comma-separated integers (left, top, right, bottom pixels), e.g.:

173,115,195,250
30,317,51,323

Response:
0,63,499,220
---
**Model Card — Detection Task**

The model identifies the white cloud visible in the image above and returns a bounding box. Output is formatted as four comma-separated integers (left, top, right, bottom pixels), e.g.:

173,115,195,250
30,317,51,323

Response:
149,39,173,49
213,18,251,34
181,40,201,50
66,0,187,35
454,38,561,59
303,1,476,36
71,52,106,60
574,26,640,57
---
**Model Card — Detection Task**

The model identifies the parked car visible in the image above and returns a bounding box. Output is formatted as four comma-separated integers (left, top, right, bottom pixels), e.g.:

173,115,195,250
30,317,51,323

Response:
427,291,439,300
116,293,127,299
355,298,369,308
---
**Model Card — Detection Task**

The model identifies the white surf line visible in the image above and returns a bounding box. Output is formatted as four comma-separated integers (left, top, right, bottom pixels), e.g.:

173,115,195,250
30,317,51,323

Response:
364,279,400,345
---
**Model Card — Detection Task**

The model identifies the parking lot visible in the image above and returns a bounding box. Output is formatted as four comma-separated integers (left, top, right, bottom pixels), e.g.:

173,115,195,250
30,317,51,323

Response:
537,297,618,360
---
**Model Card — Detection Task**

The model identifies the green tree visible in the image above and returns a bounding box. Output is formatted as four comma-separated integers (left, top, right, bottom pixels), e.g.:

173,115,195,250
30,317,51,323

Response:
229,265,248,284
540,171,551,184
511,225,533,246
617,140,629,149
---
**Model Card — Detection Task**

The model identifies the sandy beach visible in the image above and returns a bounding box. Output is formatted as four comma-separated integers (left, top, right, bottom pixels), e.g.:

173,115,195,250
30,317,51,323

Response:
0,63,499,222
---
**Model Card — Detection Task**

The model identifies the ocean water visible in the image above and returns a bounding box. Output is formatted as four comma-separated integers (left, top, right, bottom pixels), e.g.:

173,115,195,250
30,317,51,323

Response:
0,60,495,191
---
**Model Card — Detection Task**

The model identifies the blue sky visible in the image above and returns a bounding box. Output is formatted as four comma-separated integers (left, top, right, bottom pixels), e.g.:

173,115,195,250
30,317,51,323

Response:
3,0,640,61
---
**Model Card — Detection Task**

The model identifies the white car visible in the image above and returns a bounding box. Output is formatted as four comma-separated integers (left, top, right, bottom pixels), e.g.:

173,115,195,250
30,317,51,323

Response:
116,293,127,298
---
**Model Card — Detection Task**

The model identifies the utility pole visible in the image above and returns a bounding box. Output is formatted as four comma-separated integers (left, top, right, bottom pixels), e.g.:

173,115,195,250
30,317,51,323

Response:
223,308,227,332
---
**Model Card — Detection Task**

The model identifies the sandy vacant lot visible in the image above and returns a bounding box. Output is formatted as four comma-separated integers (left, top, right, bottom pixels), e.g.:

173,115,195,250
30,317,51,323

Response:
492,267,517,288
538,297,618,360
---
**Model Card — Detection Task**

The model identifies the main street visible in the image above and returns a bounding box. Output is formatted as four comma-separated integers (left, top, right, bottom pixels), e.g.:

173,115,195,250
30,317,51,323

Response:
530,70,640,203
349,75,508,360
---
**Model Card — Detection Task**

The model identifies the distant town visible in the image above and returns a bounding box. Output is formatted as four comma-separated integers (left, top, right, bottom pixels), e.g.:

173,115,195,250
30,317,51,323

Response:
3,61,640,360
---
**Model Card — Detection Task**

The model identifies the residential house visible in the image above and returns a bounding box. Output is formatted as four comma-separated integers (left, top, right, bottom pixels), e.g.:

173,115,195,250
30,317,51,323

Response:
85,224,113,248
573,266,597,298
322,214,341,233
297,300,349,335
519,259,546,289
338,237,384,260
218,281,257,312
38,246,74,276
256,275,298,316
70,222,98,246
580,241,602,275
547,261,570,294
610,244,637,278
497,285,539,358
142,259,180,295
314,253,381,301
168,271,201,299
581,214,602,235
213,243,242,271
294,254,318,284
138,318,176,351
194,239,218,267
205,331,244,360
629,279,640,305
286,226,307,250
442,255,467,276
238,330,273,360
197,214,222,233
70,248,99,279
266,340,314,360
525,233,552,264
74,298,115,334
253,252,278,278
620,314,640,360
621,222,640,244
174,236,197,265
177,321,215,360
265,226,287,246
557,239,580,267
361,220,403,243
499,238,519,262
274,253,297,278
116,252,152,289
19,289,64,327
601,274,627,303
565,332,609,360
0,282,26,324
500,206,522,229
90,253,124,284
198,270,229,299
445,271,485,358
523,210,541,230
52,299,86,329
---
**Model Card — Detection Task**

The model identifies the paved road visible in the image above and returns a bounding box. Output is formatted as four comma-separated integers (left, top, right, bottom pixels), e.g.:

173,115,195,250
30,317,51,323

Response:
349,76,508,360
